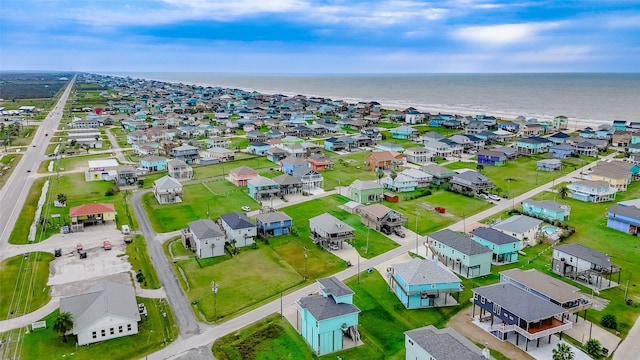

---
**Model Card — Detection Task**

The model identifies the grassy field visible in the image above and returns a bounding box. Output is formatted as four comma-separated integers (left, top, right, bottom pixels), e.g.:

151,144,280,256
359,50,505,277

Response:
126,234,161,289
445,154,600,198
108,127,129,148
192,156,275,180
6,125,38,146
0,98,56,111
9,173,137,244
38,153,115,173
14,297,177,360
0,252,54,321
170,234,346,322
0,154,21,191
142,179,256,232
322,151,378,190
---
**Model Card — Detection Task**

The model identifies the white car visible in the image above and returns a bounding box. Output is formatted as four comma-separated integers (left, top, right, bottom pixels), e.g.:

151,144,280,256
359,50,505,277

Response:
241,206,251,212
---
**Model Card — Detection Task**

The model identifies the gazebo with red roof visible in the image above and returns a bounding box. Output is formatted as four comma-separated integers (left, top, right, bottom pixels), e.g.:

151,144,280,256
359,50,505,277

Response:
69,203,116,231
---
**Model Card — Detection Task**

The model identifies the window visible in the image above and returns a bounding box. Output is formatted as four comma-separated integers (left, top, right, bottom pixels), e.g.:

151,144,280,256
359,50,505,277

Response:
480,297,485,304
101,329,106,337
127,324,132,332
119,326,123,333
92,331,97,339
110,328,114,335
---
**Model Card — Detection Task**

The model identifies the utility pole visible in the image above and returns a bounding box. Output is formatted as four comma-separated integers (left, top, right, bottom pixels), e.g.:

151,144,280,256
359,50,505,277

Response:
365,227,370,254
415,210,419,255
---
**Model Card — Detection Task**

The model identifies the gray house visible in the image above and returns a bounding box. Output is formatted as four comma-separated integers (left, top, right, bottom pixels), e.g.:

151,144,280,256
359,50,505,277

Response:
450,170,494,195
309,213,355,249
153,175,183,204
183,219,225,258
405,325,492,360
220,212,257,247
167,159,194,179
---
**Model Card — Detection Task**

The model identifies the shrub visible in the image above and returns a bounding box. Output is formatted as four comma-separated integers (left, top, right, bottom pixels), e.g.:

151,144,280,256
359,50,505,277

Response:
585,338,602,357
601,314,617,329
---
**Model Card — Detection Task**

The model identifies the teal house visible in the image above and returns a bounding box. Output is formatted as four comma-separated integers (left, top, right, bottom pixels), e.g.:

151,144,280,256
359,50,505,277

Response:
296,277,360,356
522,199,571,222
470,227,520,265
390,125,418,140
140,156,167,172
391,258,462,309
427,229,492,278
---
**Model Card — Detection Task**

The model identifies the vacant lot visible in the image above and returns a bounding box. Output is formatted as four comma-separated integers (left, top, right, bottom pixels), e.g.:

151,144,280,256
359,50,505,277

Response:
0,252,53,321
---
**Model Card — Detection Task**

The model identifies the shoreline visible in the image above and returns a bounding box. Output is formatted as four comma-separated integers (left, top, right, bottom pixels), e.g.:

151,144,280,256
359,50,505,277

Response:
119,73,608,131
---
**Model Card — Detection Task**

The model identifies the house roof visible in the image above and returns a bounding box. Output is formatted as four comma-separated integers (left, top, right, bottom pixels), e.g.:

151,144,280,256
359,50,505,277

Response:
523,199,567,213
272,173,303,186
349,179,383,190
608,204,640,219
281,156,309,166
473,283,566,322
88,159,119,168
500,269,582,304
471,227,519,245
292,166,320,178
309,213,355,234
400,168,432,179
428,229,492,256
571,179,613,188
493,146,517,156
492,215,542,234
555,243,615,268
393,258,460,286
167,158,189,167
405,325,488,360
141,155,166,162
229,166,257,176
153,175,182,190
188,219,224,239
318,276,354,297
421,164,455,177
359,203,395,219
452,170,492,184
60,282,140,333
69,203,116,217
367,150,403,162
550,132,571,139
248,175,278,187
298,295,359,321
220,212,255,229
255,211,292,223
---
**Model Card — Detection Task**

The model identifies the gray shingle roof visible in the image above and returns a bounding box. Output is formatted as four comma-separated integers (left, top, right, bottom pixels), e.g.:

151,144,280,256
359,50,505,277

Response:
317,277,354,297
60,282,140,333
349,179,383,190
393,258,460,286
471,227,519,246
188,219,223,239
272,173,303,186
492,215,542,234
608,204,640,219
555,243,615,268
247,175,278,187
220,212,255,229
421,164,455,177
473,283,566,322
405,325,488,360
309,213,355,234
230,166,257,176
522,199,566,212
255,211,292,223
298,296,359,321
154,175,182,190
428,229,492,256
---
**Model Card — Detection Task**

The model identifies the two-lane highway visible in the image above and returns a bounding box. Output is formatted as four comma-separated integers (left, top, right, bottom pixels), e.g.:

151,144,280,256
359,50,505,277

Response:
0,76,76,253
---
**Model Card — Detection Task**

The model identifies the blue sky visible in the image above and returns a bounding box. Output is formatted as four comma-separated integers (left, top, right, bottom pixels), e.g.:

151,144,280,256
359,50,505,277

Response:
1,0,639,73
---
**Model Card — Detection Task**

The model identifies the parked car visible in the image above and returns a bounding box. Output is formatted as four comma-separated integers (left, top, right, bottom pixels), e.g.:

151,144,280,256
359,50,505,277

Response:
380,225,392,235
394,228,406,238
103,240,112,250
488,194,501,201
241,206,251,212
121,225,130,235
329,243,339,251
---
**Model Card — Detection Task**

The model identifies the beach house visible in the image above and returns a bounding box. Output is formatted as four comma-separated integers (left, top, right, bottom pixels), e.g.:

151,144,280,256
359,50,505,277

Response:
552,244,621,288
281,156,309,175
364,151,404,171
516,136,552,155
170,144,199,164
607,203,640,235
183,219,226,258
273,174,303,196
229,166,258,186
382,173,417,192
405,326,492,360
220,212,257,247
167,159,194,179
292,167,323,192
477,150,507,166
427,229,493,278
255,211,293,237
421,164,456,184
390,258,462,309
491,215,542,248
522,199,571,222
247,176,280,200
348,180,384,204
450,170,494,195
140,156,167,172
153,175,183,204
403,147,433,164
470,227,520,264
296,277,360,356
390,125,419,140
567,180,617,203
309,213,355,250
357,203,406,232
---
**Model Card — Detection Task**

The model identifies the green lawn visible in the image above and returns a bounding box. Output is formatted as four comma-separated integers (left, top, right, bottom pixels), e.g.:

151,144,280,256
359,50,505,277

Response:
445,155,600,198
7,125,38,146
142,179,256,232
322,151,378,190
126,235,161,289
413,125,461,136
0,154,21,191
9,173,136,244
14,297,177,360
38,153,114,173
108,127,129,148
0,252,54,321
171,235,345,322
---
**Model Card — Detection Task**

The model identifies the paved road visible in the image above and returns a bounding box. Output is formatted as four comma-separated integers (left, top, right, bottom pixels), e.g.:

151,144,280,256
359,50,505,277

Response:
131,190,203,338
0,76,75,253
103,126,135,164
144,152,620,359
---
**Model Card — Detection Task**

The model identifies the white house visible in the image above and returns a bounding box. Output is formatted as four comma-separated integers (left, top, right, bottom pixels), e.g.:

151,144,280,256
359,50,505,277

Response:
220,212,257,247
60,282,140,346
185,219,226,258
491,214,543,248
153,175,183,204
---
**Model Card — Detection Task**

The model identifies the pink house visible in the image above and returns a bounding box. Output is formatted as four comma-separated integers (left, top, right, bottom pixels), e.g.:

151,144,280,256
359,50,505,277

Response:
229,166,258,186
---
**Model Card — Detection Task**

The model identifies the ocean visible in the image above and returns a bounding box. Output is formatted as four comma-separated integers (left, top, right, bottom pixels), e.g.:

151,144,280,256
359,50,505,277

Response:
103,72,640,126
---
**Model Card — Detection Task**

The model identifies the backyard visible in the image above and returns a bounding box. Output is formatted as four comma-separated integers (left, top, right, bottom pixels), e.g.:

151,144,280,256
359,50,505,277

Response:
0,252,53,321
12,297,177,360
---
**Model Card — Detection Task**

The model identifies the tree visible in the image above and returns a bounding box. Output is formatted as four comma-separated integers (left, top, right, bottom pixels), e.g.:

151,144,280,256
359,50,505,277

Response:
376,169,384,184
57,193,67,205
53,312,74,343
601,314,617,329
390,170,398,181
559,186,569,199
552,343,574,360
476,164,484,172
585,338,602,357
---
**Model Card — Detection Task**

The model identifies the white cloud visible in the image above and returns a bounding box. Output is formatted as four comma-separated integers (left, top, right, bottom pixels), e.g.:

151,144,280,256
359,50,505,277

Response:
505,45,593,63
452,22,561,46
